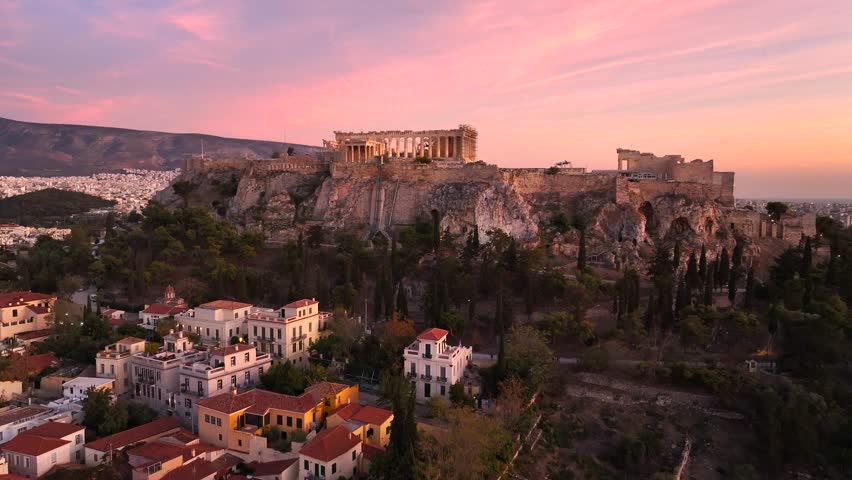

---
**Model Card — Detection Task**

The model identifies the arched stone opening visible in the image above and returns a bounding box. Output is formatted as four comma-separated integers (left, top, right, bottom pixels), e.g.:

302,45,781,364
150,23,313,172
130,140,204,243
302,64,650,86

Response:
704,218,714,233
639,202,656,232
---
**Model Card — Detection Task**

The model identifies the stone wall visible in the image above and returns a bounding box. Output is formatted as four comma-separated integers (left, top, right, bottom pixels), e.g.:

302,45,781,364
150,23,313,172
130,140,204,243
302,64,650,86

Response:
672,159,714,184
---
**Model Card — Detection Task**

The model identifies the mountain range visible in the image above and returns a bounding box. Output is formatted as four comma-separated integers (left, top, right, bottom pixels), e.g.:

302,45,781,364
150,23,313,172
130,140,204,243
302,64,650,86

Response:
0,117,320,176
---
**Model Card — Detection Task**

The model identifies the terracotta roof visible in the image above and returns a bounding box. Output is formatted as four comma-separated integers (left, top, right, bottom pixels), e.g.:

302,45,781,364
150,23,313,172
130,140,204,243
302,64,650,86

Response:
160,453,241,480
142,304,187,315
0,433,68,456
24,421,83,439
304,382,351,403
351,405,393,426
102,309,120,316
116,336,145,345
299,425,361,462
362,443,385,460
330,403,392,426
209,344,254,357
5,353,56,378
165,430,198,445
0,406,49,426
0,474,29,480
247,459,297,476
25,305,49,315
128,440,217,465
283,299,318,309
85,417,180,452
0,291,54,307
14,329,51,341
198,388,321,416
417,328,448,341
198,300,252,310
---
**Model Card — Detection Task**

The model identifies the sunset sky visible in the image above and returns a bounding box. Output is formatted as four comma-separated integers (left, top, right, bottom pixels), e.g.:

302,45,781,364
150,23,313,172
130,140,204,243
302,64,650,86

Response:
1,0,851,198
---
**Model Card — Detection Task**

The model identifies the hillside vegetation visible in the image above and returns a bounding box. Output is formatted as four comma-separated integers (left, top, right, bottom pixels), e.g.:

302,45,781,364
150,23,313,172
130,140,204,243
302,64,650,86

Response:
0,188,115,225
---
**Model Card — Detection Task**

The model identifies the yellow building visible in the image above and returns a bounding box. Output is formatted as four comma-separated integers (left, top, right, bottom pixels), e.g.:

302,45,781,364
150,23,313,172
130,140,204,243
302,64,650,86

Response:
195,382,358,454
326,403,393,448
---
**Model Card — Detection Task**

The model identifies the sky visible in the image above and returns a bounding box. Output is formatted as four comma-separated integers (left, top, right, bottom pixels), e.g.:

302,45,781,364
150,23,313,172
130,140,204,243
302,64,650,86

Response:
1,0,852,198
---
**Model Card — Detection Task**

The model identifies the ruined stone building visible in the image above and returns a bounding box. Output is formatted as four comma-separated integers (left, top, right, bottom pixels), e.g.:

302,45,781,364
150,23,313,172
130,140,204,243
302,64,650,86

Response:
323,125,478,163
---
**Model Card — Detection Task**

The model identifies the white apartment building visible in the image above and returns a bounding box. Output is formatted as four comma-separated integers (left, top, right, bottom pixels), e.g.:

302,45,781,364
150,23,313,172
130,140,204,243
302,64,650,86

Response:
246,299,331,366
174,300,252,346
298,425,362,480
0,405,73,445
96,336,145,396
139,304,187,331
403,328,473,403
130,331,206,425
0,421,85,477
175,343,271,428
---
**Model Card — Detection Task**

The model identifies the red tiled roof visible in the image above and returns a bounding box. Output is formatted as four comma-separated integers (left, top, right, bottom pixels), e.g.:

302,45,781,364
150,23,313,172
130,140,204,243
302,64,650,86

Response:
329,403,392,426
14,329,51,341
304,382,350,401
102,309,119,316
299,425,361,462
127,441,184,464
198,388,321,416
247,459,297,476
0,433,68,456
24,421,83,439
26,305,49,315
417,328,448,341
160,453,241,480
0,291,54,307
351,405,393,426
0,406,49,426
165,430,198,445
283,299,318,309
84,417,180,452
7,353,57,376
142,304,187,315
209,344,254,357
362,443,385,461
0,474,29,480
116,336,144,345
198,300,252,310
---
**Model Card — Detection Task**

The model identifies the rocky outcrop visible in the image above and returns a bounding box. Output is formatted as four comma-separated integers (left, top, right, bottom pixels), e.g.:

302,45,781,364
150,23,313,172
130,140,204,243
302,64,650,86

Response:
159,159,754,265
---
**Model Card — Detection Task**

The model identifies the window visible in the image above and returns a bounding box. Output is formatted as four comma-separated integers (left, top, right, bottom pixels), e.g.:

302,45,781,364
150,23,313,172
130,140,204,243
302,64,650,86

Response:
238,439,242,446
304,460,309,471
231,375,237,386
277,329,282,339
230,356,236,366
296,418,303,429
11,309,16,317
218,434,222,441
308,322,312,332
245,372,250,384
386,425,391,434
261,327,266,339
440,385,446,396
352,450,356,460
259,367,264,377
206,328,210,336
332,463,337,474
75,434,82,444
292,343,296,353
185,399,191,408
244,352,250,362
292,327,296,338
99,364,104,373
51,452,57,464
424,383,431,398
205,414,210,423
253,326,258,336
410,363,416,375
25,457,30,468
287,416,292,427
217,379,223,390
277,415,283,425
216,418,221,427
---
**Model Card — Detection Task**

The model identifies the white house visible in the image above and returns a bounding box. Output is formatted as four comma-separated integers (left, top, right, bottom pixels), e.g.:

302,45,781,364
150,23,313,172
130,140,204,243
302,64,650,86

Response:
62,377,115,401
403,328,473,403
298,425,362,480
0,421,85,477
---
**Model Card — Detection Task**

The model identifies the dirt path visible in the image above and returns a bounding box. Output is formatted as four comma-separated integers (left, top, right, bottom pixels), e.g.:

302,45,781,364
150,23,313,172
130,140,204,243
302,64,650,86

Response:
674,436,692,480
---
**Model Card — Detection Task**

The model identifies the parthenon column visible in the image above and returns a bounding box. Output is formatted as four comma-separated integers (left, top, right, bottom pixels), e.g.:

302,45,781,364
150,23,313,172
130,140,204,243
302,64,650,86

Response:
456,136,462,161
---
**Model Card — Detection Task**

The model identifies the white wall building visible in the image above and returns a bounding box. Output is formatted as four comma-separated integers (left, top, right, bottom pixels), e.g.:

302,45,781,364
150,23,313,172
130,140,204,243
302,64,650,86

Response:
246,299,331,366
0,406,73,445
298,425,362,480
174,300,252,347
403,328,473,403
61,377,114,401
96,336,146,397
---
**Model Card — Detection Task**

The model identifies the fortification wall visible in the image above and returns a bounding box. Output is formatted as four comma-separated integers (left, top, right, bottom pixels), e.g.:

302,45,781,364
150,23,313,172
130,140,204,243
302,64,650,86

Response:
672,160,714,183
632,180,729,206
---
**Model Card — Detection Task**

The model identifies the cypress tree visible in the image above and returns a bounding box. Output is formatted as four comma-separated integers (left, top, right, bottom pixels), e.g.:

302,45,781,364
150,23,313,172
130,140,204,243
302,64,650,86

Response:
728,267,739,305
703,261,715,306
396,280,408,317
698,244,707,280
644,287,656,331
744,266,755,309
800,236,813,278
675,276,690,316
686,251,700,293
718,248,730,288
672,241,682,271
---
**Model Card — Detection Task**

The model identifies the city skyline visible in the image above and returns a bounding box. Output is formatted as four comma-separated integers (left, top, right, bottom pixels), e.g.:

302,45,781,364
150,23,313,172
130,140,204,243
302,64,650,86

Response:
2,0,852,198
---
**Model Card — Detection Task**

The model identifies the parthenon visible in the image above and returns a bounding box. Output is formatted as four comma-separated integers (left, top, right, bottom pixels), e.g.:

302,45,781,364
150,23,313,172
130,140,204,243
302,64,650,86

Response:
324,125,478,163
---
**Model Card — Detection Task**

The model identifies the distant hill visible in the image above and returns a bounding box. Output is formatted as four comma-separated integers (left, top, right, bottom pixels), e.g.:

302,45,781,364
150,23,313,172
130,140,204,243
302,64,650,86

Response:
0,117,321,176
0,188,116,225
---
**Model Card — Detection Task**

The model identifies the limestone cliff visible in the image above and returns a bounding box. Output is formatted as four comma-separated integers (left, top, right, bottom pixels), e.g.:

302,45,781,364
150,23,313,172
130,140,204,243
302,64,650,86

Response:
159,158,788,269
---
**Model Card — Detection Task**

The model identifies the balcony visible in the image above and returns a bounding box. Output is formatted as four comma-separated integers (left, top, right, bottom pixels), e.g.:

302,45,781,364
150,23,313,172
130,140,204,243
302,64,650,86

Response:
420,374,432,381
422,353,432,359
437,376,448,383
406,372,417,379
